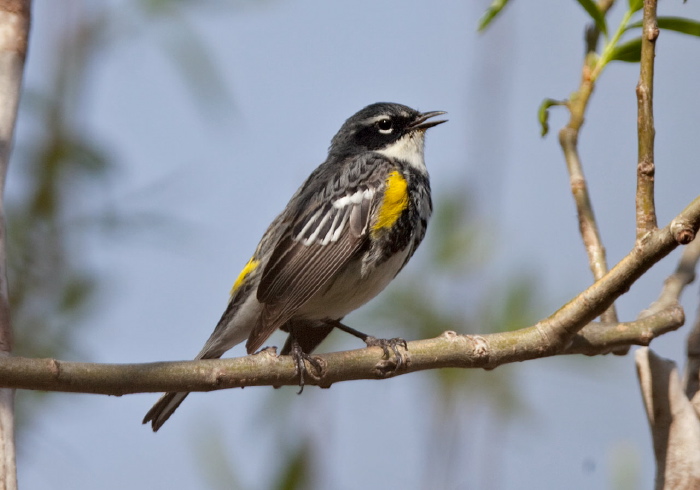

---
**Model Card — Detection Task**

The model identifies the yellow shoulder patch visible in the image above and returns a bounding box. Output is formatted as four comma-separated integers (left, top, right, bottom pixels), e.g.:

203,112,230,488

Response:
230,257,260,296
372,170,409,234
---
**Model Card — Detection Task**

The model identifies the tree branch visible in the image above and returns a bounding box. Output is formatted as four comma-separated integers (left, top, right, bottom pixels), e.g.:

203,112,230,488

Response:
566,303,684,355
635,0,659,239
0,307,687,396
636,348,700,490
686,284,700,417
0,196,698,395
682,237,700,412
0,1,30,489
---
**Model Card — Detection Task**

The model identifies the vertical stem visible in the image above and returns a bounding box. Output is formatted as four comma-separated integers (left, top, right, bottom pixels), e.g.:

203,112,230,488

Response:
558,36,619,324
0,1,30,488
636,0,659,239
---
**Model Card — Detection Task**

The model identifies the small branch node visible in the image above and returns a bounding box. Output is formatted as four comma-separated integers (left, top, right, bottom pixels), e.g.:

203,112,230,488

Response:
636,83,649,99
645,25,660,42
257,346,278,358
638,159,655,177
635,230,654,251
535,323,560,354
570,176,586,193
468,335,490,359
639,329,655,346
212,370,226,387
48,358,60,378
670,219,696,245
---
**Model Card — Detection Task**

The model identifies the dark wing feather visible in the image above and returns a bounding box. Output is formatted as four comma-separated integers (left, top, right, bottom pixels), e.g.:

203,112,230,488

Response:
246,156,389,353
247,207,368,353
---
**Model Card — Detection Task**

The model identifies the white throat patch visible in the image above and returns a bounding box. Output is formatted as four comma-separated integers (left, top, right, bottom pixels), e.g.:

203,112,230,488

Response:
376,132,427,172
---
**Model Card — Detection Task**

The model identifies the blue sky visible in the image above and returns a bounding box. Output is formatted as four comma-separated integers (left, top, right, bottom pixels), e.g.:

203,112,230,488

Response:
14,1,700,489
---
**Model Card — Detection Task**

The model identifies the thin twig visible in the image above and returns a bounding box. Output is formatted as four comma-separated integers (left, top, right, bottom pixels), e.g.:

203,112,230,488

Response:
635,0,659,239
558,5,619,324
566,303,684,355
645,234,700,318
559,128,617,325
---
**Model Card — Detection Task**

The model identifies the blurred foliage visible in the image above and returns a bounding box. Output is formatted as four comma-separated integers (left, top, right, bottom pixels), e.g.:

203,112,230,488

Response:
9,0,234,432
9,6,113,431
271,442,312,490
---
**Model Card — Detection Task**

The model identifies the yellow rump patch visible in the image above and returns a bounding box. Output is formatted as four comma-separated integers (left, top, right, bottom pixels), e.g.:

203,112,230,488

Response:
230,257,260,296
372,170,409,234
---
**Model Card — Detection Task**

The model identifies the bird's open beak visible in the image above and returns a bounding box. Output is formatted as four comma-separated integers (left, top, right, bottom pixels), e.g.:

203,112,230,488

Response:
410,111,447,130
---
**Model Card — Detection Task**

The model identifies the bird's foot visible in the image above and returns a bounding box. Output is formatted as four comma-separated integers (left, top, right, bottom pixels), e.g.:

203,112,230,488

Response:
289,339,324,394
363,336,409,371
323,319,409,372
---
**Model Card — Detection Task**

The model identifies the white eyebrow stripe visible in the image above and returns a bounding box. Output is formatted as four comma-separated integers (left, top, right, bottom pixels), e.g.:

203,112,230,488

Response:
363,114,392,125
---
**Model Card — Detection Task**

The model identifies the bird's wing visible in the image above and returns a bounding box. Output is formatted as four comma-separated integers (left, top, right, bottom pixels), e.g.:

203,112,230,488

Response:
246,155,392,353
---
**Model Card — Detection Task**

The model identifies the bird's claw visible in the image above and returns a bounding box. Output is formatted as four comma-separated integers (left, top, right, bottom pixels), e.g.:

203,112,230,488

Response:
364,336,409,371
289,341,324,394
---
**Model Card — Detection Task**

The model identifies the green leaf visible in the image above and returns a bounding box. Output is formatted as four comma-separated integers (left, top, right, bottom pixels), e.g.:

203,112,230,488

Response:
609,37,643,62
576,0,608,37
478,0,510,32
628,0,643,14
537,99,563,137
629,16,700,37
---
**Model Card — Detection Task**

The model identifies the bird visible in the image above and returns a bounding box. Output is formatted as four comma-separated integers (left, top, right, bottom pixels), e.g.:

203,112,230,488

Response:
143,102,446,431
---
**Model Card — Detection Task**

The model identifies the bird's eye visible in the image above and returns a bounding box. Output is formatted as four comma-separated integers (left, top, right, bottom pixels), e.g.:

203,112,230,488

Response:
377,118,393,133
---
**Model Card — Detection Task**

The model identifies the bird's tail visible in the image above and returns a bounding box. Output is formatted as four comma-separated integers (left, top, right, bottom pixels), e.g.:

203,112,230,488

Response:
143,295,255,431
142,392,190,432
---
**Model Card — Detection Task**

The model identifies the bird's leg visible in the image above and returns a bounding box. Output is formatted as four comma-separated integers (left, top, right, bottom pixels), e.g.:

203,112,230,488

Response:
324,319,408,370
288,333,324,394
280,321,334,356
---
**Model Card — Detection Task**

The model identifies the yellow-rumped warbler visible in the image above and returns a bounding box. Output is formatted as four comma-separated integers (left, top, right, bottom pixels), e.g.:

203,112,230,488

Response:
143,102,446,431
